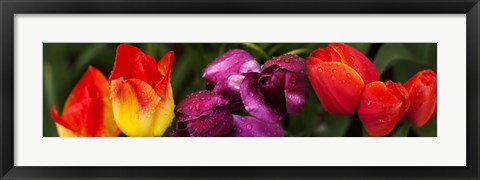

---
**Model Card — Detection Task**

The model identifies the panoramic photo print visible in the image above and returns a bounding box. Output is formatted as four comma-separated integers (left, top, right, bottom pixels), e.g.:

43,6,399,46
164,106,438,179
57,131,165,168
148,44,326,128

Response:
43,43,437,137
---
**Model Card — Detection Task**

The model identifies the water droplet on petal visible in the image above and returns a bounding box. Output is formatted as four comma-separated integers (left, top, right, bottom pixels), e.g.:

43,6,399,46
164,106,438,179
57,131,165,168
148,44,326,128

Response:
246,124,253,130
331,75,335,80
318,68,323,73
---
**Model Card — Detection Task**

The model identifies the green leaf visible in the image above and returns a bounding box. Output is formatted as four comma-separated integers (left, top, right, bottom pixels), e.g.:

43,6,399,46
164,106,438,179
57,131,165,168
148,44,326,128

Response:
242,43,270,60
373,43,435,75
287,86,322,137
74,44,107,74
286,48,311,56
412,116,437,137
313,115,352,137
392,61,432,83
346,43,372,55
362,126,371,137
392,121,411,137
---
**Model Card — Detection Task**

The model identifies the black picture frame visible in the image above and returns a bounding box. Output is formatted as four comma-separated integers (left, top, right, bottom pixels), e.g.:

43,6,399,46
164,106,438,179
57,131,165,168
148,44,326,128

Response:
1,0,479,179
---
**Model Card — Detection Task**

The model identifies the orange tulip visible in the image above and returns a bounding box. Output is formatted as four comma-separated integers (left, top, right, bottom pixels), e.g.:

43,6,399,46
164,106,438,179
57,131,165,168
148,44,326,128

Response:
358,81,410,137
109,44,175,137
404,70,437,127
50,66,120,137
307,43,379,115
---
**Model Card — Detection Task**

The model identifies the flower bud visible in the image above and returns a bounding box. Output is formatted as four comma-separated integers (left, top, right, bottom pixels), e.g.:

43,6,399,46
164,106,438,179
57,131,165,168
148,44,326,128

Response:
109,44,175,137
50,66,120,137
307,43,379,115
358,81,409,137
404,70,437,127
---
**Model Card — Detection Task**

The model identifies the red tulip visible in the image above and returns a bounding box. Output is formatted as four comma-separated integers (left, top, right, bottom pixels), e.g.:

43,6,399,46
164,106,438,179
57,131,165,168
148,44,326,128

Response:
307,43,379,115
50,66,120,137
358,81,410,137
404,70,437,127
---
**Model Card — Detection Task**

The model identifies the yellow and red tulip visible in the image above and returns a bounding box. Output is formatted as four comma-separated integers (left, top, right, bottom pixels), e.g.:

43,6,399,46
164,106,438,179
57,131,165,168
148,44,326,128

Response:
404,70,437,127
307,43,379,115
358,80,410,137
50,66,120,137
109,44,175,137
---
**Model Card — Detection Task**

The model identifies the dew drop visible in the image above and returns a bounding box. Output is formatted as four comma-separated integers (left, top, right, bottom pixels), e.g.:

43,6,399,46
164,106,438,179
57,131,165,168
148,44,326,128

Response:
318,68,323,73
331,75,335,80
246,124,253,130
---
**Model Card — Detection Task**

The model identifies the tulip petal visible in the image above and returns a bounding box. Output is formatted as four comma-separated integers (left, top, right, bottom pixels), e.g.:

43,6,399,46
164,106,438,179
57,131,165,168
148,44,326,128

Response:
177,90,230,120
240,72,284,123
111,77,166,137
110,44,162,87
155,51,174,96
284,71,308,115
262,53,306,73
259,68,287,112
64,66,110,111
130,54,162,87
157,51,174,76
51,66,119,137
182,108,234,137
404,70,437,127
151,82,176,136
307,57,365,115
50,106,74,134
55,123,77,137
358,81,409,137
329,43,379,83
310,43,379,84
202,49,261,85
109,44,142,82
211,74,244,104
231,115,284,137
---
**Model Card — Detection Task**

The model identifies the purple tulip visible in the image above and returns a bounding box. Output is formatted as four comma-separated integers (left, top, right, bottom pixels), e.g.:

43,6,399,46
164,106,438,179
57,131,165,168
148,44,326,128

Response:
173,50,308,137
172,91,235,137
241,54,308,122
203,49,261,110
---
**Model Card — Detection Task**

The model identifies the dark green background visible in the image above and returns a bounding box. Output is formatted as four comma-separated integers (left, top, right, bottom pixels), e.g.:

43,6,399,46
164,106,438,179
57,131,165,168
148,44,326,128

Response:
43,43,437,137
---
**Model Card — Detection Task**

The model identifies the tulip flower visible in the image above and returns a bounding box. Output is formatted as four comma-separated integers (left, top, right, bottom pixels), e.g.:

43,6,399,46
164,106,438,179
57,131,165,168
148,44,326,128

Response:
358,81,410,137
307,43,379,115
203,49,261,110
109,44,175,137
404,70,437,127
172,90,285,137
50,66,120,137
241,54,308,123
173,91,234,137
173,50,307,137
